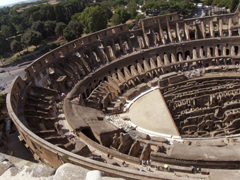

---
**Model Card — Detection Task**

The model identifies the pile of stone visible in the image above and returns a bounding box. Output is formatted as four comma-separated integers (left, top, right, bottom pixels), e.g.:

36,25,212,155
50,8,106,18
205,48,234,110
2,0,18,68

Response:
0,153,125,180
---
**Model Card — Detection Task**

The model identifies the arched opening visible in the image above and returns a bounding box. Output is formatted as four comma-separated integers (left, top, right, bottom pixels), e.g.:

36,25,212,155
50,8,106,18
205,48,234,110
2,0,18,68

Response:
185,50,190,59
226,49,230,55
82,93,86,99
120,68,125,76
84,49,90,58
226,59,232,65
234,46,239,55
177,52,183,61
169,53,172,63
114,38,121,53
86,89,91,97
106,40,112,47
103,77,108,81
128,65,132,72
189,31,195,40
210,47,213,56
218,50,221,56
203,51,206,56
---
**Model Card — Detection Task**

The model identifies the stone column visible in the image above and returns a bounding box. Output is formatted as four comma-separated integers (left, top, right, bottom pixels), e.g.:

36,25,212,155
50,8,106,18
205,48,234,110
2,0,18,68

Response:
209,20,214,37
219,19,223,37
167,17,173,42
158,19,166,44
184,23,190,40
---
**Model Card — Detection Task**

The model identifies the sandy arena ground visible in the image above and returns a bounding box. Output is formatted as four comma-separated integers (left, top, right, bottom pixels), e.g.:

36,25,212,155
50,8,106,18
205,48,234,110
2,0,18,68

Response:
121,89,179,136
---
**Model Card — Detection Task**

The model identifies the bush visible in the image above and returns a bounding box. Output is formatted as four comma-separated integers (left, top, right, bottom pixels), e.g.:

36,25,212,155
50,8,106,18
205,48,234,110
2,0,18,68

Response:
49,42,60,50
127,23,135,29
23,51,30,55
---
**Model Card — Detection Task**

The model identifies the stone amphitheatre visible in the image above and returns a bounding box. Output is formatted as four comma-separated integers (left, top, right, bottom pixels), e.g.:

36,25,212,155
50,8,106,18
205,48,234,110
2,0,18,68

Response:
6,5,240,179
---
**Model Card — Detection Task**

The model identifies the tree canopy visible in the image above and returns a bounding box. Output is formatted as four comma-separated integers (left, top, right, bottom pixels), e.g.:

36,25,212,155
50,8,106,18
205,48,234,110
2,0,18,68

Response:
10,40,23,55
21,30,43,47
79,6,108,33
127,0,138,18
1,24,16,38
113,8,131,24
44,21,56,37
64,20,83,41
135,14,146,24
55,22,67,37
31,21,45,36
0,35,10,57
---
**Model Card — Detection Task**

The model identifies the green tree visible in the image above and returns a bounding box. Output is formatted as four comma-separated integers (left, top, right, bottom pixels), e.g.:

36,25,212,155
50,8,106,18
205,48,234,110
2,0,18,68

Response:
204,0,213,5
10,40,23,56
113,8,131,24
111,14,122,25
79,6,108,33
1,24,16,38
0,15,11,25
103,7,113,22
71,12,82,20
55,22,67,37
135,14,145,24
63,27,76,42
0,35,10,57
230,0,239,12
44,21,56,37
21,30,42,47
67,20,83,38
127,0,138,18
31,21,45,36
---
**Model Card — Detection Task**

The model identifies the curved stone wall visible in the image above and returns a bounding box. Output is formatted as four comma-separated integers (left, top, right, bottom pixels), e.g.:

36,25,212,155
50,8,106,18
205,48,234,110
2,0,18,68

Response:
7,5,240,178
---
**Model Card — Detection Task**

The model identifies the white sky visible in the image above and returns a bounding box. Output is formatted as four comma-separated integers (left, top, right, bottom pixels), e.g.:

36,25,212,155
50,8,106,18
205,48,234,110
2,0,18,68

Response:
0,0,29,7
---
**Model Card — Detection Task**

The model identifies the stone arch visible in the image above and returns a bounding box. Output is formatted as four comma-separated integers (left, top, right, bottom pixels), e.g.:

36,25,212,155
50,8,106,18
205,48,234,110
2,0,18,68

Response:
189,31,195,40
153,27,159,32
114,37,121,52
226,49,230,55
169,53,173,63
177,52,183,61
210,47,214,56
106,40,113,47
234,46,239,55
83,49,90,58
218,49,221,56
185,50,190,59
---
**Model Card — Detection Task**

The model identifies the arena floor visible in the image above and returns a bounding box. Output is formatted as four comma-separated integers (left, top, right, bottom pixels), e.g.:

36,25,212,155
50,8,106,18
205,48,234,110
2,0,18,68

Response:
121,89,179,136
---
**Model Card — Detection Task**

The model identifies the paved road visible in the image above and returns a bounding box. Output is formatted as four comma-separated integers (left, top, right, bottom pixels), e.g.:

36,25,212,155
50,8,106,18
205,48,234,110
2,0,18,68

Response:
0,65,27,94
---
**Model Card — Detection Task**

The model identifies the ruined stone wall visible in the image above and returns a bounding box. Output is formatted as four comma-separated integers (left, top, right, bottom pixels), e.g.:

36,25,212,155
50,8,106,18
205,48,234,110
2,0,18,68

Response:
6,5,240,178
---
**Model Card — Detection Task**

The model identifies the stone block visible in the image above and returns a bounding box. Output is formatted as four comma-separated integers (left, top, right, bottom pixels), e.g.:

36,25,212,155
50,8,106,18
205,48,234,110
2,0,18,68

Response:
53,163,89,180
85,170,102,180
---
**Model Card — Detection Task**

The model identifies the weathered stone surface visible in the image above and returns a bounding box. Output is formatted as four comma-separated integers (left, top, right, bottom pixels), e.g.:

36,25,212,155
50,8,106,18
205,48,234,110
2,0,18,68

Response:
85,170,102,180
71,140,92,157
0,160,13,176
0,165,53,180
118,133,133,154
111,133,119,149
140,144,151,161
102,177,126,180
53,163,89,180
28,164,55,177
128,140,140,157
